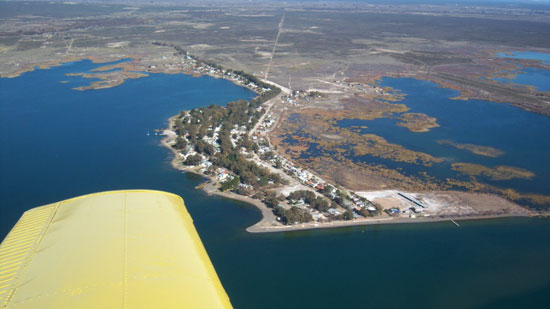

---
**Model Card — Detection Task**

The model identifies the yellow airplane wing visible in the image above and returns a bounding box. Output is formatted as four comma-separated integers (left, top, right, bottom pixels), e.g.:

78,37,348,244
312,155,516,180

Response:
0,190,232,308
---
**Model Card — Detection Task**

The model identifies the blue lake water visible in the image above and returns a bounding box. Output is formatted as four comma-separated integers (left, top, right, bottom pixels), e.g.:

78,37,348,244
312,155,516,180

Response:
494,52,550,91
497,51,550,64
337,77,550,199
1,60,550,308
492,67,550,92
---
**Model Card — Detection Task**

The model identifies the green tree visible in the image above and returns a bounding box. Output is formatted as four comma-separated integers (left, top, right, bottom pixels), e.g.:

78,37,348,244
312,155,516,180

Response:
195,140,215,156
198,125,208,139
263,191,279,208
274,206,313,225
342,209,354,221
359,208,371,217
220,176,240,191
184,154,202,166
174,136,187,150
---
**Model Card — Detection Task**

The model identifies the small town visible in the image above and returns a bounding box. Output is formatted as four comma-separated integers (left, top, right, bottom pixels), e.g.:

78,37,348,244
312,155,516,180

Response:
151,42,275,95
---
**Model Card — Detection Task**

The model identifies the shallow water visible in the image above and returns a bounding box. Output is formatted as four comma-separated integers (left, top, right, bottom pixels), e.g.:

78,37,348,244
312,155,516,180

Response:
497,51,550,64
494,51,550,91
493,66,550,92
336,77,550,198
1,61,550,308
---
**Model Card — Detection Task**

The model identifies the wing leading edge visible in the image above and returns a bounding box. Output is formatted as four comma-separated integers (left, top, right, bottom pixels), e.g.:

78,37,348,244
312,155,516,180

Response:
0,190,232,308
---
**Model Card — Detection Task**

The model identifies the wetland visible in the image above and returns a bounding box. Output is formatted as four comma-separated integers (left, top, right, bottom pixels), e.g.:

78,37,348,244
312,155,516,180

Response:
272,76,550,208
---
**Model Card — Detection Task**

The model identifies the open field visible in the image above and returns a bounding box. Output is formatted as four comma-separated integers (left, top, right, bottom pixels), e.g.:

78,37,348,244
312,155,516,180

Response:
2,1,550,96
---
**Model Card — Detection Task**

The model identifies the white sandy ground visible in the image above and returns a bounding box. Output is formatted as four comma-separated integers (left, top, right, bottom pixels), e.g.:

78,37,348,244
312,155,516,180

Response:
358,190,531,218
278,183,314,197
357,190,399,200
162,129,176,139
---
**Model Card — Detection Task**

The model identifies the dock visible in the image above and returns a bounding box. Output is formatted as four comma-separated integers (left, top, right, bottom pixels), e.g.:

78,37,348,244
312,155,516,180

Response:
451,219,460,227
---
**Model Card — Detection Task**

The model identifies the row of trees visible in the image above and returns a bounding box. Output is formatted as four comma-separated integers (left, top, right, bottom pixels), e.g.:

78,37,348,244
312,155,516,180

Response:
212,151,286,188
258,191,313,225
272,206,313,225
261,190,282,208
231,70,281,108
287,190,330,212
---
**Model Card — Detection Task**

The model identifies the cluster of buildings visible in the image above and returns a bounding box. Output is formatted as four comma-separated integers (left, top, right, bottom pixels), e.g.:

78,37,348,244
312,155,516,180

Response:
174,54,271,94
256,115,276,132
248,112,384,222
382,192,433,219
252,135,378,221
397,192,428,217
147,51,271,95
174,114,249,175
280,90,325,106
216,168,233,182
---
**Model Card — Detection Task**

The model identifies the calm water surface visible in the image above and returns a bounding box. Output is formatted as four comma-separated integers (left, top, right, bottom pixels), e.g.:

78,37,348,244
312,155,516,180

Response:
495,51,550,91
493,67,550,92
497,51,550,64
1,61,549,308
338,77,550,198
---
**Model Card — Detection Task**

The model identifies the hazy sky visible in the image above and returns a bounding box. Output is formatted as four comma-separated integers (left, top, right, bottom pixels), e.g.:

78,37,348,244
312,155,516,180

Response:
276,0,550,4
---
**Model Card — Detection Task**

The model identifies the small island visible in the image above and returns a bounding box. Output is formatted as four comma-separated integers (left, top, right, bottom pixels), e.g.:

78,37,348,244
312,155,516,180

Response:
437,140,505,158
397,112,439,132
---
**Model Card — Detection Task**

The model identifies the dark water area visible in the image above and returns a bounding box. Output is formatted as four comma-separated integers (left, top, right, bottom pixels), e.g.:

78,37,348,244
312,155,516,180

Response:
337,77,550,197
1,61,550,308
0,59,256,237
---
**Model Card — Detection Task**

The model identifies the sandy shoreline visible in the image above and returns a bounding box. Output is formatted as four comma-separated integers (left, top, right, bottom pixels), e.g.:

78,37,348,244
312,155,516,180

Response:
246,213,532,233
